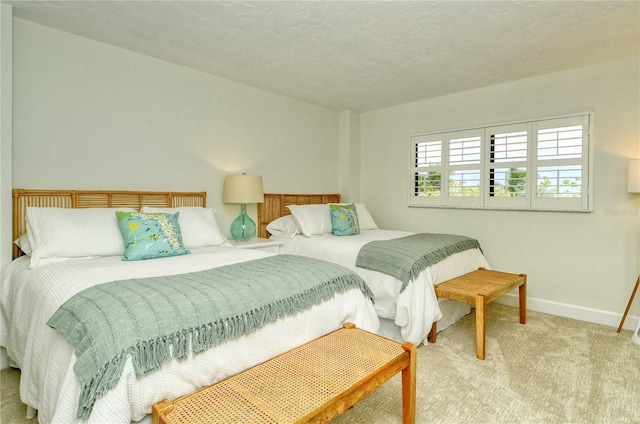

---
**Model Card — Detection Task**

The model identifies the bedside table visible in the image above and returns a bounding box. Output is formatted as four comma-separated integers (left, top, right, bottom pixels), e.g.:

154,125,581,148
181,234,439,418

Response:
229,237,283,254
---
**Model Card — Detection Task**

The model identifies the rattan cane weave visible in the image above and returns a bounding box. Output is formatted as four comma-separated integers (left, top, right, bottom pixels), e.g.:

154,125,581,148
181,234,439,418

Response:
430,267,527,360
153,324,416,424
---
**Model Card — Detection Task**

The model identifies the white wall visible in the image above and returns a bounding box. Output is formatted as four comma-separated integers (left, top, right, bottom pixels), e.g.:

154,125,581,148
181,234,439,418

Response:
10,19,342,238
0,2,13,371
361,58,640,329
339,109,361,202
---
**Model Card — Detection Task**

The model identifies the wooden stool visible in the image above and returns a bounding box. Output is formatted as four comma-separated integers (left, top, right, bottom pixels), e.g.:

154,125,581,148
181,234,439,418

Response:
153,323,416,424
429,267,526,360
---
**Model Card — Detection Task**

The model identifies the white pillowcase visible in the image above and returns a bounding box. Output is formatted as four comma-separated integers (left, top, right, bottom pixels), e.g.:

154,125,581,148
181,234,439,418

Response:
352,204,379,230
286,203,379,237
286,204,332,237
141,206,229,248
266,215,300,239
26,207,135,268
13,233,32,256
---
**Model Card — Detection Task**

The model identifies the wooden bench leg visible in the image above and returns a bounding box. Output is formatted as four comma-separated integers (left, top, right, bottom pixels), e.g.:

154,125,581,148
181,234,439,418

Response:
401,343,417,424
428,321,437,343
475,294,486,360
519,274,527,325
152,399,174,424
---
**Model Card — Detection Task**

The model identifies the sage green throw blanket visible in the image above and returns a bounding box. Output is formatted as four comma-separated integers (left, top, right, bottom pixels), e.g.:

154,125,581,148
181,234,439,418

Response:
47,254,374,420
355,233,482,292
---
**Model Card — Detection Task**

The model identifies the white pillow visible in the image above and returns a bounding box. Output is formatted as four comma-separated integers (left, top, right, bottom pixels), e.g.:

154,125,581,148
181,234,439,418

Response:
353,204,379,230
266,215,300,239
13,233,32,256
26,207,135,268
141,206,229,248
331,203,379,230
286,204,332,237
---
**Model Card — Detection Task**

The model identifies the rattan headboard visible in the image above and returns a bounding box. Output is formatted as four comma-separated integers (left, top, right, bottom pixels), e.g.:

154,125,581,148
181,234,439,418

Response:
257,193,340,239
12,189,206,259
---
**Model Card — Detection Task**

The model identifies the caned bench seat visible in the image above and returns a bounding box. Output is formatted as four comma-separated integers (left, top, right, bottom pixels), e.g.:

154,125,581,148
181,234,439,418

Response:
429,267,527,360
152,323,416,424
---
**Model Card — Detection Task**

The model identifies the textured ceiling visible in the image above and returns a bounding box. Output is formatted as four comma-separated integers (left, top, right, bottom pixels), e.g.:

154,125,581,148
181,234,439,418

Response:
4,1,640,111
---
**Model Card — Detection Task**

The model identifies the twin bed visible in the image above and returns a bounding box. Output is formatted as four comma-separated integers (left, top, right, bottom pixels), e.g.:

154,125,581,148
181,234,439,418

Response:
2,189,490,424
1,190,379,423
257,193,491,346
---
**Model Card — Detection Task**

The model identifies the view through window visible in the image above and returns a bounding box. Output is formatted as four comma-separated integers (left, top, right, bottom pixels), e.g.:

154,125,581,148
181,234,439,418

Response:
410,113,591,212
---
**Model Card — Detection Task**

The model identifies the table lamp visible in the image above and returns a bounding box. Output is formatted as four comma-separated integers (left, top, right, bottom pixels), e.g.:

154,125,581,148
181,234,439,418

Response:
223,174,264,241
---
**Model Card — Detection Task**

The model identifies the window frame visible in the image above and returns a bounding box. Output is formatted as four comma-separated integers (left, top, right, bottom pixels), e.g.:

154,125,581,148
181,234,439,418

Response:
409,112,593,212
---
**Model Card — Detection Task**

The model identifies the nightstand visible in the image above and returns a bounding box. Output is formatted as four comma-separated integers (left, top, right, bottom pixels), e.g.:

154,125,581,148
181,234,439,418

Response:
229,237,283,254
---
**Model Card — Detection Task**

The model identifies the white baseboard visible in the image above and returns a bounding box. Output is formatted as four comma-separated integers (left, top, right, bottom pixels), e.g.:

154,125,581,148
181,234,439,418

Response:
497,293,640,331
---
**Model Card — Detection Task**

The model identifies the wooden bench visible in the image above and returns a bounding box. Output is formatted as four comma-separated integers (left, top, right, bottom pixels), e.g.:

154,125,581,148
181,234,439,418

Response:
429,267,527,360
152,323,416,424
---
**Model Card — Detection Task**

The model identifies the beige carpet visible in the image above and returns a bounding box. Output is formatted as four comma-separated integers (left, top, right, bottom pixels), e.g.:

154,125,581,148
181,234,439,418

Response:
2,304,639,424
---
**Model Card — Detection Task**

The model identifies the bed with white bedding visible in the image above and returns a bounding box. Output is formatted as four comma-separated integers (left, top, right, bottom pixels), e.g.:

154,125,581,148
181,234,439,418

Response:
1,189,379,424
257,193,491,346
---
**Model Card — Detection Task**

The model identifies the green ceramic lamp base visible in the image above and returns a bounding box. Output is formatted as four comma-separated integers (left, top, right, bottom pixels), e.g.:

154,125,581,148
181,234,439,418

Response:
230,203,256,241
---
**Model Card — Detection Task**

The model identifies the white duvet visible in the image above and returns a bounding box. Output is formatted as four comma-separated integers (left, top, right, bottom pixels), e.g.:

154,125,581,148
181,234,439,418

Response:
276,229,490,345
0,246,379,424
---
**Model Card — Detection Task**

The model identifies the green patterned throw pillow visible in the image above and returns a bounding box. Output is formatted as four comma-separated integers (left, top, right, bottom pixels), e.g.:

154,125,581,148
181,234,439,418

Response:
116,211,189,261
330,203,360,236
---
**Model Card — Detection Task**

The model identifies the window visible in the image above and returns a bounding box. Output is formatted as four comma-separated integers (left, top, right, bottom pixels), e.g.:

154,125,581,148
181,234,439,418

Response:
414,139,442,197
410,113,592,212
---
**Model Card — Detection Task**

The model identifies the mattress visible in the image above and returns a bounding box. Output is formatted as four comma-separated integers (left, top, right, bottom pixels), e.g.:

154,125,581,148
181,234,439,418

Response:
0,246,379,423
276,229,491,345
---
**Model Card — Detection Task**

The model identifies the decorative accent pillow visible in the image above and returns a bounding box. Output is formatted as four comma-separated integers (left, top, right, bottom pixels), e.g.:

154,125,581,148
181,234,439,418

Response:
330,204,360,236
331,203,379,230
26,207,136,268
266,215,300,239
141,206,229,248
286,204,332,237
116,211,190,261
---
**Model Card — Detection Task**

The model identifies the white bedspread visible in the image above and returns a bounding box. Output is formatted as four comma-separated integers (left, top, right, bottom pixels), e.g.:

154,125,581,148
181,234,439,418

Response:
276,229,490,345
0,246,379,423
